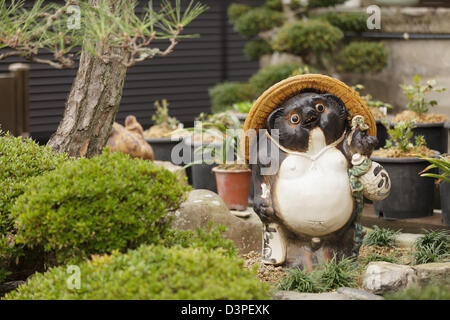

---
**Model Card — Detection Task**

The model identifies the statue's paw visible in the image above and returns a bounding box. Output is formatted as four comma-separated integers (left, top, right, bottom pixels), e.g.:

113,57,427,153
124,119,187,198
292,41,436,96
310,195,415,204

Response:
253,197,274,221
350,128,378,156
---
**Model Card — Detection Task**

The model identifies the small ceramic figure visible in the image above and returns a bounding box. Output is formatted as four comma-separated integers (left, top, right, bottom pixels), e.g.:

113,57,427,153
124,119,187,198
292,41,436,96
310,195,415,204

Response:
241,75,391,270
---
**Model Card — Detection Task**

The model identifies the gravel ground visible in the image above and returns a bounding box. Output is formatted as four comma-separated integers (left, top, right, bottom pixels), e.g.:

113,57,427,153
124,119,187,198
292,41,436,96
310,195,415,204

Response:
242,251,286,284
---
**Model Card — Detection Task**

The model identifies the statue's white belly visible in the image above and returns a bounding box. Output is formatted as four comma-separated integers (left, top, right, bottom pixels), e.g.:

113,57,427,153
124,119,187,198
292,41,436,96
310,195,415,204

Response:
274,148,353,237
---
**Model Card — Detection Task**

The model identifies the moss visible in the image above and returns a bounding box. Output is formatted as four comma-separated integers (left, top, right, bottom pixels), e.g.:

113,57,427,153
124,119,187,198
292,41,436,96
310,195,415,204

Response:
243,39,273,61
12,150,190,264
233,8,283,38
273,20,343,57
209,81,256,114
248,62,302,96
337,41,388,73
4,245,271,300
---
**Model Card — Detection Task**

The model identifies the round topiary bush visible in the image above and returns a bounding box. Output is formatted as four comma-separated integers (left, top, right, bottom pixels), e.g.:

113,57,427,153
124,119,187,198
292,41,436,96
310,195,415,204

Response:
209,81,256,113
11,150,190,264
4,245,271,300
337,41,388,73
234,8,283,38
244,39,273,61
307,0,346,8
227,3,252,23
264,0,283,11
314,12,368,33
248,62,302,96
273,20,343,57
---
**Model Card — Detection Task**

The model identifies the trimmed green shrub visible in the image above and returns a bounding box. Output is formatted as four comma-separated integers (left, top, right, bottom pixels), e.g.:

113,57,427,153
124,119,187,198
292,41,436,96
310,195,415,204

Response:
413,230,450,264
338,41,388,73
314,12,367,33
307,0,346,8
227,3,252,23
264,0,283,11
0,133,69,282
273,20,343,57
243,39,273,61
234,8,283,37
4,245,271,300
249,62,302,96
209,81,256,113
363,226,400,248
12,150,190,264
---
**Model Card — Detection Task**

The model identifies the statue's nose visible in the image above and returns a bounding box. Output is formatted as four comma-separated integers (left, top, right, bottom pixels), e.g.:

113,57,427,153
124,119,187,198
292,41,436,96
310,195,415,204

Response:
302,108,318,124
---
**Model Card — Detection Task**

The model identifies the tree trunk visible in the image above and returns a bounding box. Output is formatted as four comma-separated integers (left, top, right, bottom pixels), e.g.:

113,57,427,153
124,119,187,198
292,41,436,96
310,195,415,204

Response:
47,0,128,158
47,48,127,158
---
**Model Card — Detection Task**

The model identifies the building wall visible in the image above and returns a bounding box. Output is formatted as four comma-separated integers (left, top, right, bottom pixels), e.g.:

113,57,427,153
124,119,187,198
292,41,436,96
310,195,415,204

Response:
0,0,262,142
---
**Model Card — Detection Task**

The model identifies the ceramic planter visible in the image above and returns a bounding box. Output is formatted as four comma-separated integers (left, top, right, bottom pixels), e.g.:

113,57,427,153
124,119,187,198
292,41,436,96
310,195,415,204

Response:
213,167,251,211
371,155,437,219
145,137,182,163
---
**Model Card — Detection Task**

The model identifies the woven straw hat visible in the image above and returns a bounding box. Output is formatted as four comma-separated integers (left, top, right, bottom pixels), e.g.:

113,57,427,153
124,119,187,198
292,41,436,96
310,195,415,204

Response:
241,74,376,161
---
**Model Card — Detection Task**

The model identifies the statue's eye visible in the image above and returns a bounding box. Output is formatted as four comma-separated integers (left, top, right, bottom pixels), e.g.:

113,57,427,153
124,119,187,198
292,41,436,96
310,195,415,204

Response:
290,114,300,124
315,103,325,113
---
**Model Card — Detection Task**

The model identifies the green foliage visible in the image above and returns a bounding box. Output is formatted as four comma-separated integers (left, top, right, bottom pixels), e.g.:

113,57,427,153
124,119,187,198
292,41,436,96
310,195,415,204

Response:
338,42,387,73
233,8,284,37
152,99,179,129
363,226,400,248
319,255,358,290
413,230,450,265
359,253,399,266
401,75,446,116
384,121,426,152
5,245,270,300
249,62,302,96
307,0,347,8
290,64,318,76
278,268,324,293
233,101,254,114
277,254,358,293
162,222,238,257
227,3,252,23
314,12,367,32
385,280,450,300
12,150,190,264
264,0,283,11
244,39,273,61
209,82,256,114
420,156,450,184
273,20,343,57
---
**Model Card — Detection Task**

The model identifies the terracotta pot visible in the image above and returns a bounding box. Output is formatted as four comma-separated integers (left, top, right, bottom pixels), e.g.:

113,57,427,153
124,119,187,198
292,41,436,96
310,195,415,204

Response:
212,168,251,211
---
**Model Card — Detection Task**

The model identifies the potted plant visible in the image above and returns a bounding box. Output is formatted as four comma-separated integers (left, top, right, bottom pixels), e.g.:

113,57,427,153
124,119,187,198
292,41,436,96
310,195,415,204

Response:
391,75,448,154
353,84,393,149
182,112,241,192
184,112,251,210
143,99,185,163
371,121,439,219
420,155,450,226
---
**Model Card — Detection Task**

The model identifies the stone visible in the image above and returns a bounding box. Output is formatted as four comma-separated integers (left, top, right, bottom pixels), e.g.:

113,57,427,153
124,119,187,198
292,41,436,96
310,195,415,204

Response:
273,291,349,300
171,189,262,254
362,262,419,295
414,262,450,286
336,287,384,300
395,233,422,248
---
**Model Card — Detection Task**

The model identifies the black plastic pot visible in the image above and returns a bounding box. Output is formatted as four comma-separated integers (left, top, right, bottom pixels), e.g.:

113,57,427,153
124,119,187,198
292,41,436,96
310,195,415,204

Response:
145,137,183,163
376,120,388,149
412,122,448,154
371,155,437,219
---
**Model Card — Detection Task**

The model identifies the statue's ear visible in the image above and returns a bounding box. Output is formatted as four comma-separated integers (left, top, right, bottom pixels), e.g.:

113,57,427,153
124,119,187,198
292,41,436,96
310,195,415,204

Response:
323,94,347,121
266,108,284,133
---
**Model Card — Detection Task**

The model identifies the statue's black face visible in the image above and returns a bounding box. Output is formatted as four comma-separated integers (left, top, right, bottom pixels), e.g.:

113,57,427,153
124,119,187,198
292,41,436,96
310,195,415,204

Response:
266,92,348,152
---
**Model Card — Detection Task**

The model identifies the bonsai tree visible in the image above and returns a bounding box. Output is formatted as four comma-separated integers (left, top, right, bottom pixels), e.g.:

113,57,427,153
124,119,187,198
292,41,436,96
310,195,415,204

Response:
393,74,447,123
144,99,181,138
0,0,207,158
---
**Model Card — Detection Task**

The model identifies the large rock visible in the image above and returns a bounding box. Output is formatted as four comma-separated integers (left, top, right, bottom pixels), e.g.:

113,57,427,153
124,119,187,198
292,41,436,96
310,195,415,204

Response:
363,261,450,295
172,189,262,254
362,262,419,295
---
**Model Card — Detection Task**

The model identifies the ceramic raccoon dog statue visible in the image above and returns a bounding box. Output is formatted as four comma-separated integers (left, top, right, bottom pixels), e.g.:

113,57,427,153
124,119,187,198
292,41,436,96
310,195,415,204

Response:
249,88,390,271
